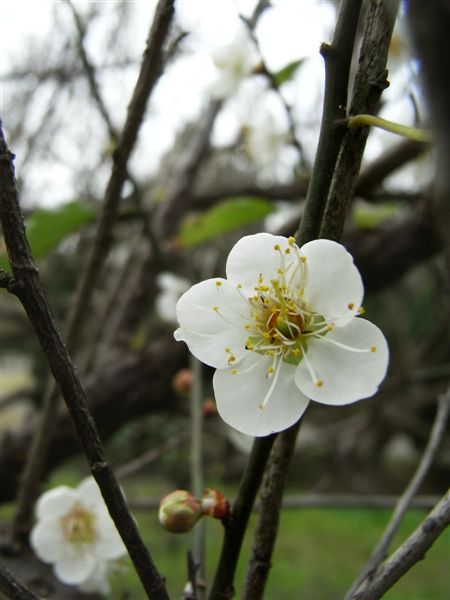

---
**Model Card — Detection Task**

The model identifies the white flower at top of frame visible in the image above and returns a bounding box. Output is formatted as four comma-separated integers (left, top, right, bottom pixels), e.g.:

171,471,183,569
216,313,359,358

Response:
30,477,126,591
209,26,258,99
245,111,290,171
156,272,191,324
174,233,389,437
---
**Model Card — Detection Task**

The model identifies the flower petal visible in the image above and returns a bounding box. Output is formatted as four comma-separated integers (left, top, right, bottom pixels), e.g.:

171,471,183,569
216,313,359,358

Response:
225,233,296,294
213,353,309,436
175,278,250,369
54,547,96,585
95,516,126,560
301,239,363,325
295,318,389,405
35,487,78,520
30,518,66,563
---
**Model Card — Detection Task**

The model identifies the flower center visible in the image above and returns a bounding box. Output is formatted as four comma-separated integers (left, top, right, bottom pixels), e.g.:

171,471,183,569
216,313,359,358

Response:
243,242,330,368
60,504,96,545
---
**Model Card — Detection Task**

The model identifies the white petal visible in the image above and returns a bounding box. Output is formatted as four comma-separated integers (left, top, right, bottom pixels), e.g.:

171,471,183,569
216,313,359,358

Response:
54,548,96,585
35,487,77,520
301,239,363,326
295,318,389,405
175,278,250,369
79,561,111,595
225,233,296,294
30,518,66,563
213,353,309,436
77,477,103,511
95,516,126,560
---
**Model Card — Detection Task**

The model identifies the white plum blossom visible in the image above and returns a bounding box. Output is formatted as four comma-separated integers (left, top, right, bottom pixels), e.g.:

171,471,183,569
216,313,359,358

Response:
156,272,191,324
175,233,389,437
209,27,257,99
245,111,290,172
30,477,126,593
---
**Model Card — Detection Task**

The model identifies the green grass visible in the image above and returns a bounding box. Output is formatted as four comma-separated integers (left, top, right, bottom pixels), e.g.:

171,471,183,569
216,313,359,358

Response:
111,492,450,599
11,467,448,599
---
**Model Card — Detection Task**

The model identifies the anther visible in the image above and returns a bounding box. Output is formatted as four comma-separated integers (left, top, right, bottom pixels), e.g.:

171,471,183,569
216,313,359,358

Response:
315,379,324,387
215,281,222,287
371,346,377,352
348,303,354,310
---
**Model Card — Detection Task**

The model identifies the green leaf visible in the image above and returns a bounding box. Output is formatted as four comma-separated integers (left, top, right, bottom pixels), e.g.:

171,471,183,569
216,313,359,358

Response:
273,59,305,87
177,197,275,248
352,201,402,229
1,201,95,271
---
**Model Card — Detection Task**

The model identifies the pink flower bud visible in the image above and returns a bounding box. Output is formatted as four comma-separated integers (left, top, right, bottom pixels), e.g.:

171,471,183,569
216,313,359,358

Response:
201,488,230,520
172,369,193,396
159,490,203,534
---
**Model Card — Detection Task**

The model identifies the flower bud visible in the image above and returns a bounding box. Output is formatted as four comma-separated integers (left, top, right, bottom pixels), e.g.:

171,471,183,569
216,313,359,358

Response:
201,488,230,521
202,398,217,417
172,369,193,396
159,490,203,533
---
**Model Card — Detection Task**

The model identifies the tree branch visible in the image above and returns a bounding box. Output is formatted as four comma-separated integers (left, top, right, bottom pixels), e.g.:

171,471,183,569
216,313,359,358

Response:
9,0,175,544
321,0,400,240
345,386,450,598
295,0,363,244
0,564,39,600
208,435,276,600
0,128,168,598
347,490,450,600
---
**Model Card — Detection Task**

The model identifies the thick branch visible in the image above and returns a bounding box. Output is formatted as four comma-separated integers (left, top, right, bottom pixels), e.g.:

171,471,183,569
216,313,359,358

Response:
241,2,364,597
348,490,450,600
10,0,175,544
321,0,400,240
345,386,450,597
295,0,363,244
0,564,39,600
208,435,276,600
0,130,168,598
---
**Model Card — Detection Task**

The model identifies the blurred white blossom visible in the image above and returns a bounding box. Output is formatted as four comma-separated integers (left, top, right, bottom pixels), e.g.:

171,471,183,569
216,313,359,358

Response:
30,477,126,594
209,26,258,99
245,110,290,171
156,272,191,324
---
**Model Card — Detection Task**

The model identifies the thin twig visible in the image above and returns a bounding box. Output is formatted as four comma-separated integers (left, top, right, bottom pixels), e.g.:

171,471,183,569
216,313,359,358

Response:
116,430,190,480
0,564,39,600
345,386,450,598
10,0,175,542
347,489,450,600
0,129,168,600
190,356,206,599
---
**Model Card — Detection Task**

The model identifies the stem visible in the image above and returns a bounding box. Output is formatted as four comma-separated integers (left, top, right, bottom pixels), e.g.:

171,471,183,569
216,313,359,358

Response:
242,423,301,600
321,0,400,241
347,490,450,600
0,136,168,600
0,565,39,600
345,386,450,598
208,435,276,600
190,356,206,598
295,0,363,245
241,1,364,596
347,114,430,142
10,0,175,543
